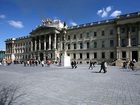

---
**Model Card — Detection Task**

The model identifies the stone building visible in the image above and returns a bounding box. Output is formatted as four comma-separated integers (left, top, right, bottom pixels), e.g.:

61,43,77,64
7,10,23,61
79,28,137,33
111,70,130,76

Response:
0,50,5,61
5,11,140,65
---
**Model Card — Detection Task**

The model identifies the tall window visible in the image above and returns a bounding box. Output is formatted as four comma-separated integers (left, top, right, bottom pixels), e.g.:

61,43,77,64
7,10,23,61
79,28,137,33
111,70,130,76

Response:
94,32,97,36
110,29,113,35
68,35,70,40
74,34,76,39
110,52,114,59
73,53,76,59
68,44,70,49
86,53,89,59
80,53,82,59
102,30,105,36
102,52,105,58
80,34,83,39
110,40,114,47
102,41,105,48
121,28,125,33
121,39,126,47
74,43,76,49
87,42,90,49
80,43,83,49
94,52,97,58
94,42,97,48
86,32,89,38
132,26,135,32
122,51,126,58
131,38,137,46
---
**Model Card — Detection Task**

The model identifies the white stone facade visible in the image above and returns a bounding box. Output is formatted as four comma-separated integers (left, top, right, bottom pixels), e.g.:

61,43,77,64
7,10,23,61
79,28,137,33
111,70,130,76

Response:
5,12,140,65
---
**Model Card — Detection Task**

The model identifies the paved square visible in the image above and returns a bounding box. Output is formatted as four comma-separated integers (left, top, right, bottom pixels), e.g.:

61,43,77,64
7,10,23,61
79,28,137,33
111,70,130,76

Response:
0,64,140,105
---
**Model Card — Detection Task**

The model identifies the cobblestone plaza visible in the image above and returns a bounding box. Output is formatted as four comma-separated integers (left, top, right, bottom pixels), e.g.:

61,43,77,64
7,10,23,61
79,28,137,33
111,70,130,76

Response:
0,64,140,105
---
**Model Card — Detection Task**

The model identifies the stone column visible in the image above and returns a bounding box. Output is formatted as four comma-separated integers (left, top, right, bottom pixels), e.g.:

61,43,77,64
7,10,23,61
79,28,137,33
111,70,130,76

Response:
34,38,37,51
127,25,131,47
53,33,57,49
31,39,33,52
39,37,41,51
117,26,121,47
44,35,46,50
49,34,51,50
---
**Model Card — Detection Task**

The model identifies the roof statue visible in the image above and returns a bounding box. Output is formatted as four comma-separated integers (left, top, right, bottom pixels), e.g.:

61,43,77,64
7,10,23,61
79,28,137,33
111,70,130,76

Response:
42,18,67,30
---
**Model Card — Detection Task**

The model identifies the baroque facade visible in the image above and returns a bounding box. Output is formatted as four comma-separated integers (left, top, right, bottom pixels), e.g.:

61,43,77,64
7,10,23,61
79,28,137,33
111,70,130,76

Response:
5,11,140,65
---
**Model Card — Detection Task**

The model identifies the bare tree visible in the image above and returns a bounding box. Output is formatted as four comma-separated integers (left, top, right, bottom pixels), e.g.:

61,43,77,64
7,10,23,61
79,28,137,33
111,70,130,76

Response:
0,84,26,105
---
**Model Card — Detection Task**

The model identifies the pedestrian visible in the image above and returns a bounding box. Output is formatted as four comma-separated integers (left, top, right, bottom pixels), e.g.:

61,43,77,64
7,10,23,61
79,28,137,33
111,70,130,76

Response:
73,61,77,69
99,61,106,73
129,61,134,71
89,60,93,69
104,61,107,73
41,60,45,67
24,61,26,67
71,61,74,69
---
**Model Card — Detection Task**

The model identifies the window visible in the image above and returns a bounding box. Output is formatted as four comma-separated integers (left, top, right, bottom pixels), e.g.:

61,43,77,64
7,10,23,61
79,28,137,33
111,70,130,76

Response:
80,34,83,38
62,43,64,49
74,34,76,39
74,43,76,49
110,52,114,59
110,29,113,35
80,43,83,49
121,39,126,47
94,42,97,48
80,53,82,59
102,30,105,36
121,28,125,33
68,44,70,49
67,54,70,56
131,38,137,46
122,51,126,58
86,32,89,38
110,40,114,47
102,52,105,58
132,26,135,32
73,53,76,59
94,32,97,36
87,42,90,49
68,35,70,40
86,53,89,59
102,41,105,48
94,52,97,58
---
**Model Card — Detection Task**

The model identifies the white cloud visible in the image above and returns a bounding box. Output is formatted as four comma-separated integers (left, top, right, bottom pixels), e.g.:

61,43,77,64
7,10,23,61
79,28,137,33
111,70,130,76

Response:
97,6,112,18
110,10,122,17
97,9,103,15
0,14,6,19
70,21,77,26
8,20,24,28
106,6,112,12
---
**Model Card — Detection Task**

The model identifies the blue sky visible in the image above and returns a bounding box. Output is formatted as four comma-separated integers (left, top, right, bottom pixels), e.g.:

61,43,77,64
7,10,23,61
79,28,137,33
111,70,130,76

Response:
0,0,140,50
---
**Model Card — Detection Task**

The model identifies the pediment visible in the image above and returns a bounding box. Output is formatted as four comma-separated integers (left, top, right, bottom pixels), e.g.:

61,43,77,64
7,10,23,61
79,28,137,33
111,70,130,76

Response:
30,26,60,37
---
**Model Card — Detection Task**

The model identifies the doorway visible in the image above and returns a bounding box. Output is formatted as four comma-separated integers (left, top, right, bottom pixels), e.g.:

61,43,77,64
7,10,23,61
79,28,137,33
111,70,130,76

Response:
132,51,138,61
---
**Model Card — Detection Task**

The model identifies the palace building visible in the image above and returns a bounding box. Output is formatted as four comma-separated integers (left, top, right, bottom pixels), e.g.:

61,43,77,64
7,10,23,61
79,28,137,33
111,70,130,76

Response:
5,11,140,65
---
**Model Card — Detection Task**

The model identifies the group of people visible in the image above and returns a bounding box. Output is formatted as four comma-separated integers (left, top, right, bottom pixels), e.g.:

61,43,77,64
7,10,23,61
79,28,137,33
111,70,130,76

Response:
122,59,136,71
23,60,51,67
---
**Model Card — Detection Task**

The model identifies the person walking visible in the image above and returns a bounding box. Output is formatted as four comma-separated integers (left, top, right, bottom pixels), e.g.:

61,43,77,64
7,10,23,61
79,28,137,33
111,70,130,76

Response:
99,61,107,73
71,61,74,69
41,60,45,67
89,60,93,69
73,61,77,69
